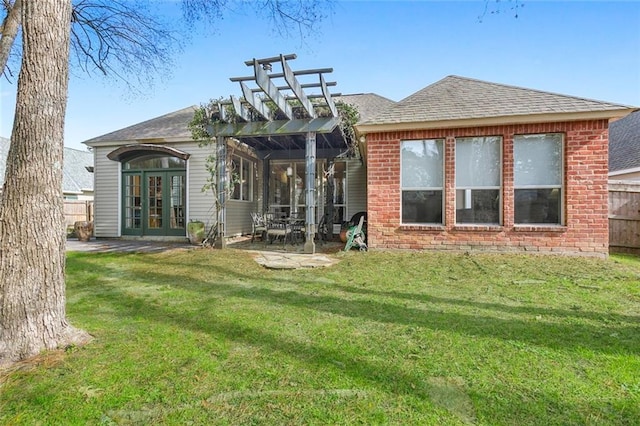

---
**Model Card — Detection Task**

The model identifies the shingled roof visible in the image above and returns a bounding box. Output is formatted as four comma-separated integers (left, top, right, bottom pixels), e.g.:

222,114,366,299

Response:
84,106,198,144
336,93,396,122
358,75,634,129
62,148,94,194
1,137,93,195
609,110,640,173
83,94,395,146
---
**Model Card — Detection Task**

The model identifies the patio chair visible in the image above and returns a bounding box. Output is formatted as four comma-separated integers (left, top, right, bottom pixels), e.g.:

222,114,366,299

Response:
343,214,367,252
265,217,291,247
250,212,268,243
289,216,305,244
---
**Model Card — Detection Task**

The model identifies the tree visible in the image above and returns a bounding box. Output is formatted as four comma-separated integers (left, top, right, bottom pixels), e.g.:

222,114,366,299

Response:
0,0,90,366
0,0,334,366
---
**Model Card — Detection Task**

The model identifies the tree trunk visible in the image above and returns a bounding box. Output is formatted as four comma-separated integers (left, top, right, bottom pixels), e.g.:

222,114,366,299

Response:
0,0,90,367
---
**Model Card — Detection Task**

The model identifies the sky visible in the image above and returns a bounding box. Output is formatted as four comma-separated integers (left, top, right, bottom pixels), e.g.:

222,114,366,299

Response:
1,0,639,151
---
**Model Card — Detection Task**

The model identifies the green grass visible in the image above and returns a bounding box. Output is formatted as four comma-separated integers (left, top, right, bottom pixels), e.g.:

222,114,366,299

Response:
1,249,639,425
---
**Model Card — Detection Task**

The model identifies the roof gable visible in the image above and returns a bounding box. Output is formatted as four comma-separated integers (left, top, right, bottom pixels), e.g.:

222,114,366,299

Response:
360,75,633,126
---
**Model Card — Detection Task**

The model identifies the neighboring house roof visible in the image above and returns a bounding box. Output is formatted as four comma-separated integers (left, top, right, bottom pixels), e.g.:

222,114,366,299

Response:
83,94,397,146
63,147,94,194
609,110,640,173
358,75,634,130
0,137,93,194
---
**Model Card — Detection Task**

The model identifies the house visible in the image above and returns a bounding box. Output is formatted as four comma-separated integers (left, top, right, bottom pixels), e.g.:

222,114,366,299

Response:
84,56,635,256
84,77,393,244
0,137,94,200
356,76,634,256
609,110,640,181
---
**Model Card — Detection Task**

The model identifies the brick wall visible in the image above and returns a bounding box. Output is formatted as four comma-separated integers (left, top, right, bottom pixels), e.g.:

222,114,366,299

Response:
366,120,609,257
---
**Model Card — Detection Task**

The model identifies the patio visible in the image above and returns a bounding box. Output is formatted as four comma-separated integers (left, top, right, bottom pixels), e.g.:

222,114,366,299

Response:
66,235,346,269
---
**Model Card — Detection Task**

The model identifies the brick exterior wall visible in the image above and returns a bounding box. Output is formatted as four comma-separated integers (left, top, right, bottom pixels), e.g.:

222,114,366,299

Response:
366,120,610,257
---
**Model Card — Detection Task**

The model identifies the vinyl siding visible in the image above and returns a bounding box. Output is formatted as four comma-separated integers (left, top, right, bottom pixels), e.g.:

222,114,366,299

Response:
183,141,214,229
346,159,367,217
226,200,256,236
93,147,120,237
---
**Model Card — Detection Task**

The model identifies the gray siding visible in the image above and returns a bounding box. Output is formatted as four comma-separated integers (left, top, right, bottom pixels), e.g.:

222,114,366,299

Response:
183,142,214,228
226,200,256,236
346,159,367,217
93,147,120,237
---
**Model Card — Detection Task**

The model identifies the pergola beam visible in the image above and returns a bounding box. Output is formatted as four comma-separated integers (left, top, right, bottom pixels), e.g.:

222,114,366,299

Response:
240,81,272,120
230,95,251,122
281,54,315,118
253,59,293,120
320,74,338,118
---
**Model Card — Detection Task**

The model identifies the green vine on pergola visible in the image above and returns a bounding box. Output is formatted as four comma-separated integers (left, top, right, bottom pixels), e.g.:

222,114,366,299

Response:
188,97,360,155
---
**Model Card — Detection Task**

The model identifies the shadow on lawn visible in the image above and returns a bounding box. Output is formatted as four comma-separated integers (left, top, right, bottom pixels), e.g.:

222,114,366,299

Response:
69,254,639,358
332,285,640,326
65,255,640,424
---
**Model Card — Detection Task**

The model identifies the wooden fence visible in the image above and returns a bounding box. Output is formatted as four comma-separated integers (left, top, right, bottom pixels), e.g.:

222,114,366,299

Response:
64,200,94,228
609,180,640,254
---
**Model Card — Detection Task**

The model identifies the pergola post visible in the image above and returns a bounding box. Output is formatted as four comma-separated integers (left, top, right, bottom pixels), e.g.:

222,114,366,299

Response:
215,137,227,249
304,131,317,254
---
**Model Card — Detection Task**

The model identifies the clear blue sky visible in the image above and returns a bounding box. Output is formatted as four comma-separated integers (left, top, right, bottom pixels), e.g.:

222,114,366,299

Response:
1,0,639,150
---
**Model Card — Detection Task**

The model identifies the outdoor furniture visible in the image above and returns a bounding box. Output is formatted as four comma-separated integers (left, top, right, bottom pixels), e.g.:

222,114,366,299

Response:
343,215,367,251
289,214,305,244
265,216,292,247
250,212,268,243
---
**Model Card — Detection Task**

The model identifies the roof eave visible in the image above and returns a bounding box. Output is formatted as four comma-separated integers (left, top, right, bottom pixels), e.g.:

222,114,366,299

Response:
609,166,640,176
355,109,637,134
83,136,191,148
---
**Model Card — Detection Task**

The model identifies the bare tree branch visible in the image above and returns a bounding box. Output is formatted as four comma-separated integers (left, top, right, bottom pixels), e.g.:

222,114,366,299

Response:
3,0,335,94
0,0,21,74
69,0,179,94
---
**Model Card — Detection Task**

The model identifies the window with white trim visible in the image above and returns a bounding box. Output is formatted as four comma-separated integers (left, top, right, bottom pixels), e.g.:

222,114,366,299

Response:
230,155,255,201
513,133,563,224
455,136,502,224
401,139,444,224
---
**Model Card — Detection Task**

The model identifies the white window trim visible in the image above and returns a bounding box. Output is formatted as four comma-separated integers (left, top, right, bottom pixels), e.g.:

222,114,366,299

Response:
513,133,564,226
454,136,503,225
230,154,255,202
400,139,445,225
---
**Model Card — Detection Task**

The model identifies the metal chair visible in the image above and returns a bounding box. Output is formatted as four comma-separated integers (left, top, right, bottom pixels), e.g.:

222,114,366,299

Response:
250,212,267,243
265,216,291,247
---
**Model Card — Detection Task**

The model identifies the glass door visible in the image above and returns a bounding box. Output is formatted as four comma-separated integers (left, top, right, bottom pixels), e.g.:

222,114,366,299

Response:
268,161,308,218
122,171,185,236
145,174,164,235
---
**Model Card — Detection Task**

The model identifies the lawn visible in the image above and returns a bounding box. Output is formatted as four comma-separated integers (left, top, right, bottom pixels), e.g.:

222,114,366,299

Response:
1,248,639,425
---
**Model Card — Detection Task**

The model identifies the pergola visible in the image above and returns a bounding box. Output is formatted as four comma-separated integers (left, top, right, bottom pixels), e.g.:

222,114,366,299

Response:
207,54,350,254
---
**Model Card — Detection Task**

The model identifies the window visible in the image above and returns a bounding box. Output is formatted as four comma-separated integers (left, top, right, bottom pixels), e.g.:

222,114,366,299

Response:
124,154,185,170
514,134,563,224
401,139,444,224
230,155,255,201
455,137,501,224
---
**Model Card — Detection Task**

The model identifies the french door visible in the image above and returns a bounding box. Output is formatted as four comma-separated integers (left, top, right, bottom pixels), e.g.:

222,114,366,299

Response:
122,171,186,236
